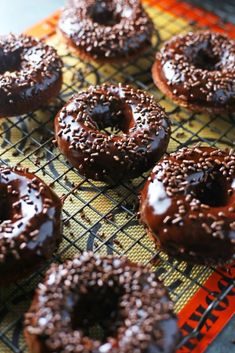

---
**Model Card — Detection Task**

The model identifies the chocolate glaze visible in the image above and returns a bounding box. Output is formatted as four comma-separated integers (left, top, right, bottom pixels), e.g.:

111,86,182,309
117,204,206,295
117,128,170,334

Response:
54,84,171,182
24,252,180,353
139,147,235,265
0,34,63,117
0,166,62,285
59,0,154,62
152,31,235,114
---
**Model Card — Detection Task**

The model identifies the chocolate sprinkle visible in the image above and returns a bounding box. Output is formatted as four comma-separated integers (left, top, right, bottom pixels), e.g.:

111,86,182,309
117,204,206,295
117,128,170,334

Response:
0,166,62,285
139,146,235,265
59,0,154,61
152,31,235,113
0,33,63,117
54,84,171,182
24,252,179,353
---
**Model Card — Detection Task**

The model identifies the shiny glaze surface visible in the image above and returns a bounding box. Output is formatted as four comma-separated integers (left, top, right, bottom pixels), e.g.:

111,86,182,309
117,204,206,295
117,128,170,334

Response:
140,147,235,264
59,0,153,61
54,84,171,182
0,34,63,117
152,31,235,113
0,167,62,284
25,253,180,353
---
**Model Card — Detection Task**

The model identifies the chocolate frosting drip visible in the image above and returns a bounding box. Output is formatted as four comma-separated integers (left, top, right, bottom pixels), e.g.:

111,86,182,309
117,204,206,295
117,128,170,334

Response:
25,253,180,353
153,31,235,112
59,0,154,61
0,34,63,117
0,166,62,284
139,146,235,265
54,84,171,182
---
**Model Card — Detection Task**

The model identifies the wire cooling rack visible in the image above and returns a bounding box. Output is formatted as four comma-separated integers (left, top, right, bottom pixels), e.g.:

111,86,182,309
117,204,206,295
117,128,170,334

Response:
187,0,235,24
0,1,235,352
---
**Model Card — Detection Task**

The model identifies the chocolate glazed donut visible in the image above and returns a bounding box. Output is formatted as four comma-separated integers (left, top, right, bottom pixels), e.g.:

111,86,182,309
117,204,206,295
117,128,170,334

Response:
139,147,235,265
54,84,171,182
0,166,62,285
0,34,63,117
152,31,235,114
24,253,180,353
58,0,154,62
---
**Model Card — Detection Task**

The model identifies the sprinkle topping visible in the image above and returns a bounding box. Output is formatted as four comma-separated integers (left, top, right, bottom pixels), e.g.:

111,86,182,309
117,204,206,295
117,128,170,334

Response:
55,84,170,181
59,0,154,60
25,253,179,353
0,33,63,115
140,146,235,264
155,31,235,109
0,166,62,263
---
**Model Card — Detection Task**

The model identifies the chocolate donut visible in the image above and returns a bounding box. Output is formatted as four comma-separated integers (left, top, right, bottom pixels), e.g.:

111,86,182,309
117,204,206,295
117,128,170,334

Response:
58,0,154,62
139,146,235,265
152,31,235,114
0,34,63,117
0,166,62,284
54,84,171,182
24,252,180,353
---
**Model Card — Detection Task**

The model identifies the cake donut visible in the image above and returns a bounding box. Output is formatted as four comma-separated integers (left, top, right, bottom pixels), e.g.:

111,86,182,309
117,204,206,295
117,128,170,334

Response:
58,0,154,62
0,33,63,117
152,31,235,114
0,166,62,284
139,146,235,265
54,84,171,182
24,252,180,353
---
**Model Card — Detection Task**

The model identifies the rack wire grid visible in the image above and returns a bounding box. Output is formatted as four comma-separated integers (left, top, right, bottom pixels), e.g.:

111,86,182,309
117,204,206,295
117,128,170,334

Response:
0,1,235,352
187,0,235,25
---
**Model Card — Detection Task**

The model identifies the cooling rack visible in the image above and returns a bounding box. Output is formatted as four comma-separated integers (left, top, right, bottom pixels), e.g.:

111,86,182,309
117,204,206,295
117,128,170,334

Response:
187,0,235,25
0,1,235,353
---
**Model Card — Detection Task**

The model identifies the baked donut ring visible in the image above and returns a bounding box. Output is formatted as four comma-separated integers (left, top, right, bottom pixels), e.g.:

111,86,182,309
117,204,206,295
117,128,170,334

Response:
58,0,154,62
54,84,171,182
24,253,180,353
0,166,62,284
139,146,235,265
0,34,63,117
152,31,235,114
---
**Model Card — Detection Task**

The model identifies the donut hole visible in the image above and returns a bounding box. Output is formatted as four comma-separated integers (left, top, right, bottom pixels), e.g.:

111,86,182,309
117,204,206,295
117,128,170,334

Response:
87,1,121,26
0,50,22,74
71,284,124,341
90,99,134,135
187,171,228,207
0,186,12,222
193,49,220,71
186,43,220,71
0,204,11,222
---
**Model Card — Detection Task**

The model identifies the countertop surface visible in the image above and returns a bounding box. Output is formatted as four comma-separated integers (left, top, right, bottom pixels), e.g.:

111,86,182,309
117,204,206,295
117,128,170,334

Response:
0,0,234,352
